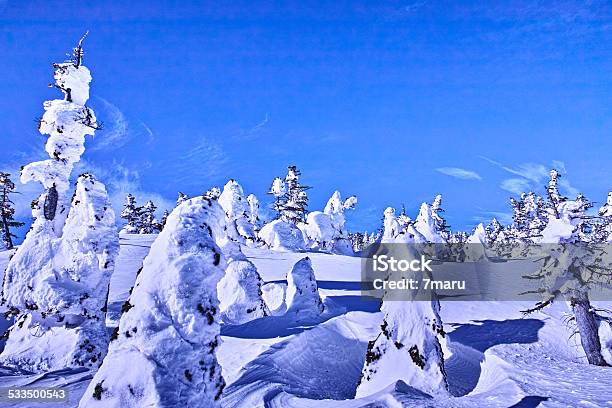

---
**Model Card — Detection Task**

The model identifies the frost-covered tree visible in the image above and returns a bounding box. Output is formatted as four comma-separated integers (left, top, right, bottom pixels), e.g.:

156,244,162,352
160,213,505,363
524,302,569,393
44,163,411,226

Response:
247,193,260,227
217,243,268,324
138,200,159,234
285,257,324,317
218,179,257,244
282,165,310,224
0,172,25,249
414,196,448,243
382,207,400,242
594,192,612,242
485,217,504,246
159,209,170,230
268,177,286,219
79,197,226,407
1,174,118,372
357,244,447,397
120,193,140,234
522,188,610,366
546,169,567,217
0,38,116,372
349,232,365,252
205,186,221,200
176,191,189,207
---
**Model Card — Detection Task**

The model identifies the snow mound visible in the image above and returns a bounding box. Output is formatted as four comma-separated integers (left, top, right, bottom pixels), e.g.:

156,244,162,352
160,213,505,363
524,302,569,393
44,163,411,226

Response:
261,282,288,316
285,257,324,317
79,197,226,408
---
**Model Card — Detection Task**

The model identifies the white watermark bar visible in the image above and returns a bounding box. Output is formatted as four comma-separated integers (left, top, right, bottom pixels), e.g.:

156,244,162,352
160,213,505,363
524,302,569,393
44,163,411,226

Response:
0,387,69,403
360,243,612,301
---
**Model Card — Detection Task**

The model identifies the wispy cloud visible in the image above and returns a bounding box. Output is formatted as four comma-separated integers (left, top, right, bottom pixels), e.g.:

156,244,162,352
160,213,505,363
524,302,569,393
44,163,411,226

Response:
500,178,531,195
90,97,129,151
436,167,482,181
472,211,513,225
404,1,427,13
480,157,580,197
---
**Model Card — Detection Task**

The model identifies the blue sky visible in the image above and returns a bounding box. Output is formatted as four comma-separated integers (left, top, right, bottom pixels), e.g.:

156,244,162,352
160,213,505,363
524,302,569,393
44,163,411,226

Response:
1,0,611,238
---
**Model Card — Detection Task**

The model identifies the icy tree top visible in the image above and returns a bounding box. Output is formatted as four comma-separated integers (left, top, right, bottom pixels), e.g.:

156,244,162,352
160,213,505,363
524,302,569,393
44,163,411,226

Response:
219,179,249,220
21,34,98,197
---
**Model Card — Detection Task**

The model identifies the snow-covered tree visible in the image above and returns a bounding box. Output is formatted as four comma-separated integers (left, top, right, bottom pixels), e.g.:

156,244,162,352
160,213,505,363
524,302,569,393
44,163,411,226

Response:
246,193,260,227
0,172,25,249
414,196,448,243
485,217,504,245
523,188,610,366
120,193,140,234
205,186,221,200
138,200,159,234
0,38,116,372
349,232,365,252
382,207,400,242
1,174,118,372
285,257,324,317
217,243,268,324
176,191,189,207
159,209,170,230
79,197,226,407
218,179,257,244
268,177,286,219
357,244,447,397
594,192,612,242
546,169,567,217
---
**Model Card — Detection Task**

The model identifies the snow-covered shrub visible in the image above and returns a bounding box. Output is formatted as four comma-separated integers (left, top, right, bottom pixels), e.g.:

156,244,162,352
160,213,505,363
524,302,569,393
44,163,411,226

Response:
1,174,118,372
259,219,305,251
79,197,226,407
285,257,324,317
217,243,268,324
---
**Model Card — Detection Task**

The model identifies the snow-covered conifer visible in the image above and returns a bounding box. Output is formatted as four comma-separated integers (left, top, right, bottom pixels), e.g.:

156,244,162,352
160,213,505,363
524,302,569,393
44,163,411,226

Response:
138,200,159,234
79,197,226,407
159,209,170,230
120,193,140,234
1,174,118,372
205,186,221,200
217,243,268,324
414,198,446,243
485,217,504,245
357,244,447,397
285,257,324,317
268,177,286,219
246,193,260,227
523,187,610,366
0,38,116,372
382,207,400,242
0,172,25,249
218,180,257,244
280,166,310,224
258,219,305,251
176,191,189,207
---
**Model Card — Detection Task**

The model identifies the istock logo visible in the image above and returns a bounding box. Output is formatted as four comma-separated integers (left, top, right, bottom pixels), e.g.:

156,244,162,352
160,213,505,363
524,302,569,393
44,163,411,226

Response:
372,254,433,272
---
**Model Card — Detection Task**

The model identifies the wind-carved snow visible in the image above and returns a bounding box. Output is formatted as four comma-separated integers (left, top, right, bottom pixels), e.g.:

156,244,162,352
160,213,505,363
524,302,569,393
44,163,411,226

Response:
0,174,117,372
79,197,226,408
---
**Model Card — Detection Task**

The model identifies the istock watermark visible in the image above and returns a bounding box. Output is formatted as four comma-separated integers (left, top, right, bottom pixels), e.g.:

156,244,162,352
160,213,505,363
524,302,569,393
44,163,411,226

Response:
360,243,612,302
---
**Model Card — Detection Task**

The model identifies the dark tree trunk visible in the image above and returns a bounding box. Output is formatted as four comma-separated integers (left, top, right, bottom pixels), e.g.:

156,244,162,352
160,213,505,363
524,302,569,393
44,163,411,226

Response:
44,185,58,221
571,292,609,366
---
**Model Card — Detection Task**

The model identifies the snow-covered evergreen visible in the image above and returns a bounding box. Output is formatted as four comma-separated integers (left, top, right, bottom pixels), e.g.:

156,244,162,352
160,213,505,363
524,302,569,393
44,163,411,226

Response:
414,197,447,243
79,197,226,407
138,200,160,234
0,172,24,249
218,179,257,244
285,257,324,317
120,193,140,234
1,174,118,372
357,244,447,397
217,242,268,324
0,38,116,373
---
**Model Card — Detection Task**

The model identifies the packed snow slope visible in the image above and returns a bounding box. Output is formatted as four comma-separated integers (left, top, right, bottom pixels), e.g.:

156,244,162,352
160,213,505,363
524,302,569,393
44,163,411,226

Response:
0,236,611,407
